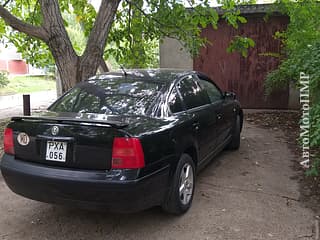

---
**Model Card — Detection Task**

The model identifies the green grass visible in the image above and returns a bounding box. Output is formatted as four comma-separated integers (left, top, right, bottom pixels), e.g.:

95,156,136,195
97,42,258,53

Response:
0,75,56,96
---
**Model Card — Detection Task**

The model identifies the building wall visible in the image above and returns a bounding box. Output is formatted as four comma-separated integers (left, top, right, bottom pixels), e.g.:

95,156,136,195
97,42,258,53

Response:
160,37,193,70
159,16,299,109
194,15,291,109
8,60,28,74
0,59,28,74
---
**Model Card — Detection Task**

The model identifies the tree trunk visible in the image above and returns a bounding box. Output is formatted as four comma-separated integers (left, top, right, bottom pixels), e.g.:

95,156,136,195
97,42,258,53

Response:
41,0,120,92
40,0,79,92
54,55,79,92
78,0,120,83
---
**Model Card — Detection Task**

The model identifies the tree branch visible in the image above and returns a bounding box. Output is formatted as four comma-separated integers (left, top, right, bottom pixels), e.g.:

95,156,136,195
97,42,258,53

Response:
82,0,121,60
0,5,47,40
79,0,120,80
99,57,109,72
2,0,11,7
39,0,79,88
39,0,77,60
125,0,190,39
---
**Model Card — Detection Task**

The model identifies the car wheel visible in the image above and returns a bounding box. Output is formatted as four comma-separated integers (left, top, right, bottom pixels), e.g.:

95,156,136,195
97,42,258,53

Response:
162,154,195,215
226,114,241,150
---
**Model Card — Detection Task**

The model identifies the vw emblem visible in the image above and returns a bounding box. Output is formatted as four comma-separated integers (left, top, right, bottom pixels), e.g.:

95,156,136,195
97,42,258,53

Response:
51,126,59,136
17,132,30,146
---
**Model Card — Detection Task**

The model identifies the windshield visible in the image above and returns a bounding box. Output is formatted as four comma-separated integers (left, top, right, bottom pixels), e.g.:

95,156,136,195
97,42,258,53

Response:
49,78,164,116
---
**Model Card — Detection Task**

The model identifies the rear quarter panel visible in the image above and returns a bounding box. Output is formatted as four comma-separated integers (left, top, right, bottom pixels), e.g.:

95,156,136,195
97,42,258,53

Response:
125,114,198,179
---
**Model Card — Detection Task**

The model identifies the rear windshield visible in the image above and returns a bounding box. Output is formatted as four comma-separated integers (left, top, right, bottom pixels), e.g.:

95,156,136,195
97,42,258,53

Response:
49,78,163,115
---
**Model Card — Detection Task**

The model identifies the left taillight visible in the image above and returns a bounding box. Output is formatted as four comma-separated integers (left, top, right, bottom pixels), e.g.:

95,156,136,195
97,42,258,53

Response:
111,137,145,169
4,128,14,155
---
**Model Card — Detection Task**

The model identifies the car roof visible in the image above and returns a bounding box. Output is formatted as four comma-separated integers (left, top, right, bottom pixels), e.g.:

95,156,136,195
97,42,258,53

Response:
91,68,197,83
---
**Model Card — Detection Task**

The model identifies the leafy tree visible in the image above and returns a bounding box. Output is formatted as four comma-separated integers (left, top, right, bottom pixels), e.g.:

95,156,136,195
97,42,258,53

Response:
0,0,254,92
265,0,320,174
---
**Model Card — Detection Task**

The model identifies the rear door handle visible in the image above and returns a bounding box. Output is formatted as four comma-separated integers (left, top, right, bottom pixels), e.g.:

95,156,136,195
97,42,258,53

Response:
217,113,222,120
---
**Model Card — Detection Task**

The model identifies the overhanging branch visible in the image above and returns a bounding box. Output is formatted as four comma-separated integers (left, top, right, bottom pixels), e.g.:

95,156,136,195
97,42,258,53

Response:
82,0,121,60
0,5,47,40
2,0,11,7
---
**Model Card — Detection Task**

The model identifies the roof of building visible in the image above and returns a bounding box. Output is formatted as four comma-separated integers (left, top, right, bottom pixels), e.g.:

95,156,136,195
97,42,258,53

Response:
215,3,283,16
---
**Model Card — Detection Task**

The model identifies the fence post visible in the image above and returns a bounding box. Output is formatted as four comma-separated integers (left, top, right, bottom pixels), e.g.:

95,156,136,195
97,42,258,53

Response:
23,94,31,116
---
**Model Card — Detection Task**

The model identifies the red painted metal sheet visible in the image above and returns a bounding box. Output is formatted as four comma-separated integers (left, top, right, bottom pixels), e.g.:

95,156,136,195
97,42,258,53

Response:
194,15,289,109
8,60,28,74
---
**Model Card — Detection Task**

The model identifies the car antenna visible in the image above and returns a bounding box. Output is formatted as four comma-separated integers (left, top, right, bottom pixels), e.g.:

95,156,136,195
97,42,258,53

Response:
120,65,128,77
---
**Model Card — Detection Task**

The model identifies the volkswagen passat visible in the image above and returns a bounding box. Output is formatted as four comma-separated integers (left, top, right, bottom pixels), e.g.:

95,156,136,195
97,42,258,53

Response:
1,69,243,214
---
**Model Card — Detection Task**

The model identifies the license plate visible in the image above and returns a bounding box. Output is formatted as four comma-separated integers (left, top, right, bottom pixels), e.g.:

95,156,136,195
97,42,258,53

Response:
46,141,67,162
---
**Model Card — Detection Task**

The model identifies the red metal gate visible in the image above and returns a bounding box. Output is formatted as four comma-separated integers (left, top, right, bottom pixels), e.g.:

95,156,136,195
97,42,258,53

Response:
194,15,289,109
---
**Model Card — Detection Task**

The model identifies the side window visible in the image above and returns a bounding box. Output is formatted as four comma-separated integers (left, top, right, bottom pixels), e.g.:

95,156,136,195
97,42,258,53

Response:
168,87,184,113
177,76,210,110
197,78,222,103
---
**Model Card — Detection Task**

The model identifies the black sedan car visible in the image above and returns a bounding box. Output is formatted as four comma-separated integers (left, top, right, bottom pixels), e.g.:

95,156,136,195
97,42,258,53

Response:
1,69,243,214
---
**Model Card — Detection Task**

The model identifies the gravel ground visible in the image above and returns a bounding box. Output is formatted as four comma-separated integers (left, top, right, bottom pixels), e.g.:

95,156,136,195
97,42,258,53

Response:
0,120,317,240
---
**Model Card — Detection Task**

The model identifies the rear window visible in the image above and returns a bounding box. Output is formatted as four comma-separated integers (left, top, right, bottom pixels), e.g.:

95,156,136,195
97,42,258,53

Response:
49,78,163,115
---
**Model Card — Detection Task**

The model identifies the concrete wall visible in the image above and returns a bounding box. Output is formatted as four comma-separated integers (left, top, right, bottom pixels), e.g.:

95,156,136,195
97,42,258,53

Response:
288,82,300,110
159,37,193,70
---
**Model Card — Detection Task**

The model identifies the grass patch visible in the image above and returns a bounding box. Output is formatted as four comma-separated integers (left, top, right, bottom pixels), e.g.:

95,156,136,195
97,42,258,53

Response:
0,75,56,96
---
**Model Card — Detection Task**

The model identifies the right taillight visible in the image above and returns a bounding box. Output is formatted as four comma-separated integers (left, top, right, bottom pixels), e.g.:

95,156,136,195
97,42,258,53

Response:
111,137,145,169
4,128,14,155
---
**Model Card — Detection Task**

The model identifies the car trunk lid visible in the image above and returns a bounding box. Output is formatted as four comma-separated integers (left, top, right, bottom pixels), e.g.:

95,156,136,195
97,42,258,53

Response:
9,112,130,170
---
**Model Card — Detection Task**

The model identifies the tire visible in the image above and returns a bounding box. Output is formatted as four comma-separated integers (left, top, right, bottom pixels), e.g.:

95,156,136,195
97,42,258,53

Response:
162,154,196,215
226,115,241,150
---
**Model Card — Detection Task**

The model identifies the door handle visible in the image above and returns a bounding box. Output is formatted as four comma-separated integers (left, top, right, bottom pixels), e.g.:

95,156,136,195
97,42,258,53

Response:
192,122,200,131
217,113,222,120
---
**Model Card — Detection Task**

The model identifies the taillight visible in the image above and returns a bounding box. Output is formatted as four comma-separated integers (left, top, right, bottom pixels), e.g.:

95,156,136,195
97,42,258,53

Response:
112,137,145,169
4,128,14,155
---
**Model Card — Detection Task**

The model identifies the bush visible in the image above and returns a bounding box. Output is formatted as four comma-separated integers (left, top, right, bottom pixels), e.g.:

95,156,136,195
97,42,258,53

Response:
0,71,9,88
265,0,320,175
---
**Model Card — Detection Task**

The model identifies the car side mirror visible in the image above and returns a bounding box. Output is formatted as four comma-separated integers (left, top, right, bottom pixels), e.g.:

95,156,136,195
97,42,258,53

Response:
223,91,236,100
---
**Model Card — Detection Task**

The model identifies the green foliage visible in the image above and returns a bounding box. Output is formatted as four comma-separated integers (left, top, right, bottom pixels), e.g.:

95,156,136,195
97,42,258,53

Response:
0,0,255,70
105,0,160,68
265,0,320,174
227,36,255,57
63,12,87,56
306,158,320,177
0,71,9,88
1,0,53,68
105,0,255,67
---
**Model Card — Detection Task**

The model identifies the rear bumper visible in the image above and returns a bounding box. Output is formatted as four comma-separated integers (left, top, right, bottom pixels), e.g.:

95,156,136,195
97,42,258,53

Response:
0,154,170,213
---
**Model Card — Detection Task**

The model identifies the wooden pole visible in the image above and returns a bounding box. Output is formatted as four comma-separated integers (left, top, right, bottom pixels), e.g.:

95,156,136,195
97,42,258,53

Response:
23,94,31,116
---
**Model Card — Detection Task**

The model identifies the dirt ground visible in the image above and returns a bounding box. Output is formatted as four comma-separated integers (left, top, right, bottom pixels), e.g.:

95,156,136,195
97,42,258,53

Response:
0,119,317,240
246,111,320,216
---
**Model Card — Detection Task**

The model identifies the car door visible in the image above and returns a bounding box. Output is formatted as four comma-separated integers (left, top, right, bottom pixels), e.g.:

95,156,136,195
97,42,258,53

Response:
175,75,217,163
196,75,234,148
